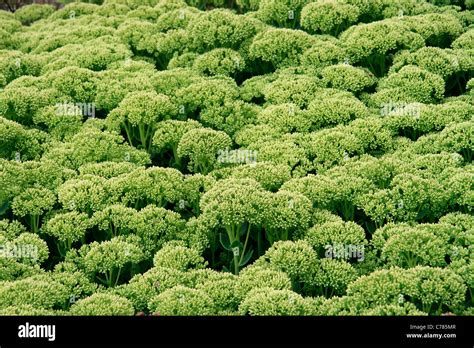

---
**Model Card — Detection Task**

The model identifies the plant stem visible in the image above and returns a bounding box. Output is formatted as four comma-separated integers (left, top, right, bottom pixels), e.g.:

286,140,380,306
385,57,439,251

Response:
56,242,64,258
146,125,155,153
138,124,147,149
123,122,134,146
114,267,122,287
210,233,216,268
233,254,239,275
104,270,110,287
257,228,263,256
172,145,182,168
239,223,251,265
225,225,238,275
30,215,39,234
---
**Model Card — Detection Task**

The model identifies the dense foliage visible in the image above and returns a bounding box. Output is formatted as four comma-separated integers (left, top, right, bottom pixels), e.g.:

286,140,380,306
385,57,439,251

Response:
0,0,473,316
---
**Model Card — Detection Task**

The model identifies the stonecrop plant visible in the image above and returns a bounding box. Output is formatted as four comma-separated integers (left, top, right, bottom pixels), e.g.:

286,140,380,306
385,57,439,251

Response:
0,0,472,317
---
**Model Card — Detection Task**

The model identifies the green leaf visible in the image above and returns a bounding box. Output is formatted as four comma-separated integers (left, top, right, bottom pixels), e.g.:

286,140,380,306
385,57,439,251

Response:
230,240,242,249
0,200,9,215
239,249,253,267
219,233,231,251
265,229,275,245
239,222,249,237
